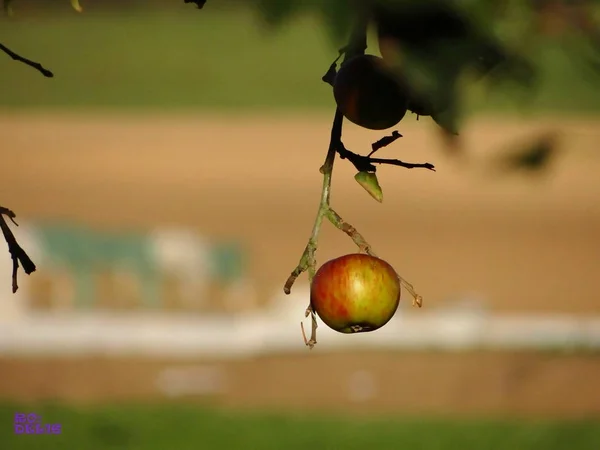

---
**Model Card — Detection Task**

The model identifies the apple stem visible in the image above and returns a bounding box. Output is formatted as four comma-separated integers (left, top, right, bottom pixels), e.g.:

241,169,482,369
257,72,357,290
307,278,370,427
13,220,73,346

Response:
324,207,423,308
325,208,372,254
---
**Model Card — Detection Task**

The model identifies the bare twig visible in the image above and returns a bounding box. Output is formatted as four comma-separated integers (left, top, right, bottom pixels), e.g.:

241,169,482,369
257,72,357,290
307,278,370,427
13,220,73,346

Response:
338,141,436,173
0,207,36,293
325,208,374,255
321,47,347,86
283,109,343,348
0,43,53,78
368,130,403,157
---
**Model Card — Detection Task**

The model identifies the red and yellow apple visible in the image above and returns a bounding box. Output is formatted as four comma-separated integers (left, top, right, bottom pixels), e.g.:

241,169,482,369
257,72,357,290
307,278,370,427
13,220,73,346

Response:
310,253,401,334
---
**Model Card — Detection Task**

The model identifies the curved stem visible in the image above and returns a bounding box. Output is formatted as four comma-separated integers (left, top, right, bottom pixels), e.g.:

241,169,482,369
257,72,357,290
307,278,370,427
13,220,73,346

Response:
283,110,343,295
285,110,343,348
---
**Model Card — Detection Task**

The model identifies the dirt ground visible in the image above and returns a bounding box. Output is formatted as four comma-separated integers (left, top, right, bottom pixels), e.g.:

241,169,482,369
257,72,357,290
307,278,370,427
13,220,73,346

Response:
1,112,599,313
1,112,600,416
1,351,599,418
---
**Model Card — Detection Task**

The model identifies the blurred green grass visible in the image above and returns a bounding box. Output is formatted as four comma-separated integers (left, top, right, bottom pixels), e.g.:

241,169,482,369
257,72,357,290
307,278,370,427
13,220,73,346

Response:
0,402,599,450
0,7,599,113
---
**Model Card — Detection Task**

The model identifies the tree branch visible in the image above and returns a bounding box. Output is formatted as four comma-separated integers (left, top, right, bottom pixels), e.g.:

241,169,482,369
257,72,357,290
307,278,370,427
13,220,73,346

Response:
368,130,403,157
0,42,54,78
284,14,368,349
284,6,427,349
0,207,36,293
337,141,436,173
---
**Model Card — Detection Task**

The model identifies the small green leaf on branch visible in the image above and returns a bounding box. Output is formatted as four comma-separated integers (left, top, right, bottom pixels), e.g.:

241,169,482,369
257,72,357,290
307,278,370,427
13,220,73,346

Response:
354,171,383,203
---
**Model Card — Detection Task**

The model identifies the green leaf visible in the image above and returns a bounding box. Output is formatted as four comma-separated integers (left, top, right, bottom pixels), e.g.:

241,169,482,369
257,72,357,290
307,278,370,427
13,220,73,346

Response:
354,171,383,203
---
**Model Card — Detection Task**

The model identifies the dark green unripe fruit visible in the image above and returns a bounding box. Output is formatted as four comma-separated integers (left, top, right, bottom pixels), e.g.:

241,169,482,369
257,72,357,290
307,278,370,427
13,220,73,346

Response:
333,55,409,130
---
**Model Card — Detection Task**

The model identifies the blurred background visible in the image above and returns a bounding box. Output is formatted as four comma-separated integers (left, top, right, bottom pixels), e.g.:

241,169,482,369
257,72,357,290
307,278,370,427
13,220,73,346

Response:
0,0,599,448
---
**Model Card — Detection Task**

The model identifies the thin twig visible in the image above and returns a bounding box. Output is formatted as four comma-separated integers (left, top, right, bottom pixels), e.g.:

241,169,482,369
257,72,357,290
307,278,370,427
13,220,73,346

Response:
284,109,343,349
325,208,374,255
338,142,436,172
0,43,54,78
368,130,403,157
283,110,343,296
0,207,36,293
